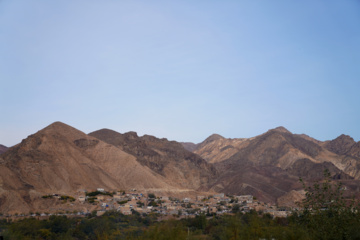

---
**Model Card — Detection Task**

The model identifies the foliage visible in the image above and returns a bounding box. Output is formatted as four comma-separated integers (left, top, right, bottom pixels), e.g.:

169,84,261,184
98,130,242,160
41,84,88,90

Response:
60,195,75,202
232,204,241,213
88,197,97,203
294,169,360,240
41,195,54,199
2,170,360,239
148,200,158,207
137,201,145,207
2,211,158,240
3,208,360,239
147,193,156,199
86,190,113,197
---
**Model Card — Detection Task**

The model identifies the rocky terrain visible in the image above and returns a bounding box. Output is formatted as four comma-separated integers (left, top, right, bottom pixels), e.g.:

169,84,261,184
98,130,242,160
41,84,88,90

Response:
89,129,217,190
0,144,8,155
0,122,200,214
1,122,360,213
184,127,360,204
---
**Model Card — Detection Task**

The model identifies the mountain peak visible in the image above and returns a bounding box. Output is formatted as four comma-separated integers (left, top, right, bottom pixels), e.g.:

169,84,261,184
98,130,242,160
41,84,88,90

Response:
124,131,139,139
37,121,87,141
46,121,69,128
91,128,121,136
334,134,355,143
271,126,291,134
325,134,356,155
205,134,225,142
42,121,76,133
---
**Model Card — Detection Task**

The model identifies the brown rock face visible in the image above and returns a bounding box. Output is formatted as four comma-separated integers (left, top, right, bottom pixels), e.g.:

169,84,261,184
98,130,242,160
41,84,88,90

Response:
2,122,360,211
181,142,198,152
286,158,352,181
0,122,175,214
196,127,360,204
324,134,356,155
89,129,217,191
194,136,248,164
348,142,360,158
0,144,8,155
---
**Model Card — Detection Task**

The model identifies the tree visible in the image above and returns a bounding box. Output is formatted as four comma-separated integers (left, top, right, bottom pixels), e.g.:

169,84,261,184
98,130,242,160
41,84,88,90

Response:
148,193,156,199
296,169,360,240
232,204,240,213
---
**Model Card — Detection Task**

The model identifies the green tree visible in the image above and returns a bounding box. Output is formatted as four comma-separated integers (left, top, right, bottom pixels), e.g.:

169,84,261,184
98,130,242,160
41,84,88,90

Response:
148,193,156,199
296,169,360,240
232,204,241,213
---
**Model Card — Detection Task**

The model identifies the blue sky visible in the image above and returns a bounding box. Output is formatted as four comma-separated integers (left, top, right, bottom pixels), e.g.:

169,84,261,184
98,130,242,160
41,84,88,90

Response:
1,0,360,147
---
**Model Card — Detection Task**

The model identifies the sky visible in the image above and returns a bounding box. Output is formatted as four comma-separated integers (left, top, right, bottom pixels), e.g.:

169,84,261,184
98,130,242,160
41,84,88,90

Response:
1,0,360,147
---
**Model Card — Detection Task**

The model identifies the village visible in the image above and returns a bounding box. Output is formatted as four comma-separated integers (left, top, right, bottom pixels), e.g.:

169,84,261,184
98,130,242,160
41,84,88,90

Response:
0,189,294,219
63,188,292,219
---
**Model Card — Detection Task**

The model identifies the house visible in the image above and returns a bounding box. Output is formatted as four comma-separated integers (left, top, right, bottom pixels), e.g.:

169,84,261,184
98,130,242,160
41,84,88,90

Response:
236,195,253,204
209,207,218,213
97,195,105,201
214,193,225,198
196,196,205,201
97,210,106,216
119,207,132,215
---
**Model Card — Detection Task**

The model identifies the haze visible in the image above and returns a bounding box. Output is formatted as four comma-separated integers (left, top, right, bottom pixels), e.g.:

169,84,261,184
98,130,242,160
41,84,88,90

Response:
1,0,360,147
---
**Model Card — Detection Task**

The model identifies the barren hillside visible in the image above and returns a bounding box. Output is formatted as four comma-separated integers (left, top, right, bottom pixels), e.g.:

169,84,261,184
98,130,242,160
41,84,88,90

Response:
89,129,217,191
192,127,360,204
0,122,176,214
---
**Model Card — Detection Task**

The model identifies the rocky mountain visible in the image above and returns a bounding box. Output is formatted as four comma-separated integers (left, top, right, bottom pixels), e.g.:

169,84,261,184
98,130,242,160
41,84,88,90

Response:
324,134,360,158
0,122,178,214
191,127,360,204
89,129,217,191
181,142,198,152
0,144,8,155
2,122,360,212
324,134,357,155
190,134,249,164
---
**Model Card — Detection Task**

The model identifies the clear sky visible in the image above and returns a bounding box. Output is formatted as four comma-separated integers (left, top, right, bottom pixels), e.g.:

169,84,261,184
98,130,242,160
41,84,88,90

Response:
1,0,360,147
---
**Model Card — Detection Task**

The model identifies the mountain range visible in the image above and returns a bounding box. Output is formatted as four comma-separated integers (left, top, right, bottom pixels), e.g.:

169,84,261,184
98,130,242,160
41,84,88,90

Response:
183,127,360,204
1,122,360,213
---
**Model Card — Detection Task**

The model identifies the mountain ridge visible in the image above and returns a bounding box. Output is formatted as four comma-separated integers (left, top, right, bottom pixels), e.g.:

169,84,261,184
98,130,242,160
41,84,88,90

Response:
1,122,360,212
89,128,217,191
190,127,360,203
0,122,186,214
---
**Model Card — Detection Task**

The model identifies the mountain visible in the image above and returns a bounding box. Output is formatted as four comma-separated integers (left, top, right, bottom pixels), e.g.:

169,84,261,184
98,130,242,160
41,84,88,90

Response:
89,129,217,191
0,144,8,155
181,142,198,152
349,142,360,158
192,134,248,164
0,122,175,214
2,122,360,212
324,134,356,155
193,127,360,204
324,134,360,158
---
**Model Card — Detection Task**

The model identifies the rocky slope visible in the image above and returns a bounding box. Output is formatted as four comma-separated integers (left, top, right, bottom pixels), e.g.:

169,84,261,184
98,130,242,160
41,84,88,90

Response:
191,127,360,204
0,144,7,155
2,122,360,212
89,129,217,191
324,134,360,159
0,122,176,214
